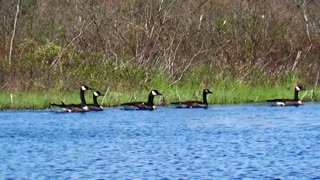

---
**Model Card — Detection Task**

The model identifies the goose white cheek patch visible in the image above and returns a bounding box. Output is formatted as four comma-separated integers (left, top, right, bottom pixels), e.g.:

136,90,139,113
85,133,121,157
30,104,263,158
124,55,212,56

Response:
152,90,157,96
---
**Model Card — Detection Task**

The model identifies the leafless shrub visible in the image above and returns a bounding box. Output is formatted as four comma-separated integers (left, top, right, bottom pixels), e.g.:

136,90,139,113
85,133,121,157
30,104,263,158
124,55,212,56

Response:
0,0,320,90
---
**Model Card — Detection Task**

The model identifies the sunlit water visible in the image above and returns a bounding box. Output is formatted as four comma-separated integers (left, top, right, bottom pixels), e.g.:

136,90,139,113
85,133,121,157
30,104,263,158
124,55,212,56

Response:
0,104,320,179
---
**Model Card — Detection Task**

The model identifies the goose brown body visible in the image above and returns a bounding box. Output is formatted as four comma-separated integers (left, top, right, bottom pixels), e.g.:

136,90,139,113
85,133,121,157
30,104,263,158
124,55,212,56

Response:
87,91,104,111
171,89,212,108
266,85,304,106
120,90,162,110
50,85,91,112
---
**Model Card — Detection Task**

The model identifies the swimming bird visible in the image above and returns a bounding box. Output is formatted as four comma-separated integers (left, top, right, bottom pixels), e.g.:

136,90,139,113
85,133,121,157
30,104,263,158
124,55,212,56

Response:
266,85,305,106
88,91,104,111
171,89,212,108
50,85,92,112
120,90,162,110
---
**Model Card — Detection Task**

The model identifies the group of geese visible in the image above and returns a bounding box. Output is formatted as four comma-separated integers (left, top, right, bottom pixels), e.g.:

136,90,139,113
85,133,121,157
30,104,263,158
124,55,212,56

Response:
50,85,305,112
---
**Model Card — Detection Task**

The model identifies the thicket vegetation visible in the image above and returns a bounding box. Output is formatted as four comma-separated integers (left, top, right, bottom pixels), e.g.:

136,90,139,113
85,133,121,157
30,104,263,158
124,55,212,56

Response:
0,0,319,104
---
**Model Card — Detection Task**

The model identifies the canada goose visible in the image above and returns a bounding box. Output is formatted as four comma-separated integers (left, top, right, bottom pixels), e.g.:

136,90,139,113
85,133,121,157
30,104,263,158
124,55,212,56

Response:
171,89,212,108
88,91,104,111
50,85,91,112
120,90,162,110
266,85,305,106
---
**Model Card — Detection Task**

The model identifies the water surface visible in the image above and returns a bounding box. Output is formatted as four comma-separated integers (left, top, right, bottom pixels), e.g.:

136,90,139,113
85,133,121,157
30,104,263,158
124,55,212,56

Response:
0,104,320,179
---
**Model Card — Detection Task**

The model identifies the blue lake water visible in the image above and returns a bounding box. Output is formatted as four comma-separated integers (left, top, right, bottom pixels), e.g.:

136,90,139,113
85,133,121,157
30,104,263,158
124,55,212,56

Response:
0,104,320,179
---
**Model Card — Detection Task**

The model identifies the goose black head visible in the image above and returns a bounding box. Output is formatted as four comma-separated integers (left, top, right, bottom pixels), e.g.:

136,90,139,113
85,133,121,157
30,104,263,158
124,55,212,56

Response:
151,89,162,96
295,85,304,91
93,91,104,97
204,89,213,94
81,85,91,91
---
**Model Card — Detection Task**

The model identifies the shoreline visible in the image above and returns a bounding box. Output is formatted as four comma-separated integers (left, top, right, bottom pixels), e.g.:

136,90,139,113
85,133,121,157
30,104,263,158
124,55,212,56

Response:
0,102,319,111
1,86,318,110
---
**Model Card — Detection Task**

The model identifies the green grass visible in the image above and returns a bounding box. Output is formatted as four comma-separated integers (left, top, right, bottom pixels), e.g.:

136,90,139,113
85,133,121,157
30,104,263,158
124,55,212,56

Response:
0,84,319,110
159,84,319,104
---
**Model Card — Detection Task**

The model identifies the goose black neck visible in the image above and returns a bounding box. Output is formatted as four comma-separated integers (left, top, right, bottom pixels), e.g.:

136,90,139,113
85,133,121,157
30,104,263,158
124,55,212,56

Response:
147,93,155,106
80,89,87,107
203,91,208,104
294,89,300,101
93,94,100,106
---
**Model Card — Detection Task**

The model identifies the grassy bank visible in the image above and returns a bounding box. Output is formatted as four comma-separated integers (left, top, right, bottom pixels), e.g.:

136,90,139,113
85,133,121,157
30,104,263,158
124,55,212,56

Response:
0,84,318,110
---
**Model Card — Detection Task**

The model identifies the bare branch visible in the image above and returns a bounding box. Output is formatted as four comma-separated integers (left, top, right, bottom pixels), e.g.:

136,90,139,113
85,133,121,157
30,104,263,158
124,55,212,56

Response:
49,22,92,70
301,0,312,42
8,0,20,66
291,50,302,71
170,48,205,86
